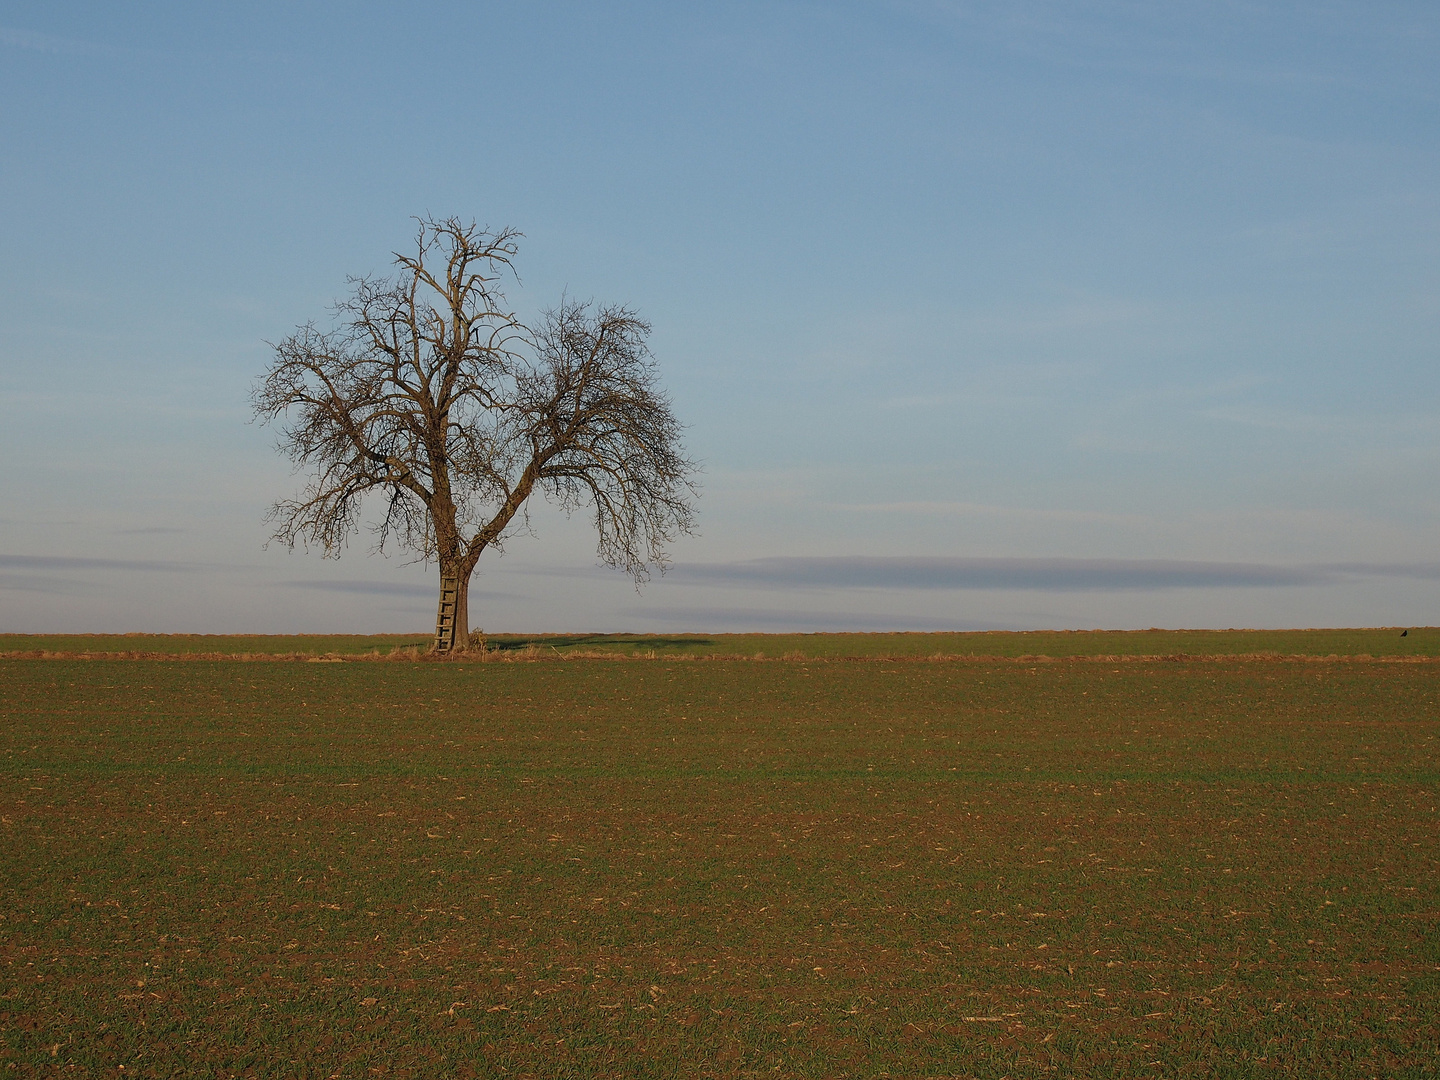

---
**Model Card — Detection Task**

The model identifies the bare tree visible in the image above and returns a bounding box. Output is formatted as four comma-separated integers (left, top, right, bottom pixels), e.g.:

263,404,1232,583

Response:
252,217,697,650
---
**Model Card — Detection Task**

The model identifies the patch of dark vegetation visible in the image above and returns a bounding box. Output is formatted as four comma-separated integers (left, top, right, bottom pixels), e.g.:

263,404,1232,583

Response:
4,627,1440,661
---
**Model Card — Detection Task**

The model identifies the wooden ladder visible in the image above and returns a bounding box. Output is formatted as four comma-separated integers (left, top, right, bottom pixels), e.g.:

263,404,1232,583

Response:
434,574,459,652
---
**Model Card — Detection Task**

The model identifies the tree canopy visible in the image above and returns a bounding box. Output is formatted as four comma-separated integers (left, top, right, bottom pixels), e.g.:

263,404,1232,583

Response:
253,217,697,649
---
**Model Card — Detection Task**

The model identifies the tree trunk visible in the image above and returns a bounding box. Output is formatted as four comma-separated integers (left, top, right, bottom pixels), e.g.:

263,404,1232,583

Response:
433,562,470,652
454,570,470,651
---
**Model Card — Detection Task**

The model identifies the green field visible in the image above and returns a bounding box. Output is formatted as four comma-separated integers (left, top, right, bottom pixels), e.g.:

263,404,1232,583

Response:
2,640,1438,1076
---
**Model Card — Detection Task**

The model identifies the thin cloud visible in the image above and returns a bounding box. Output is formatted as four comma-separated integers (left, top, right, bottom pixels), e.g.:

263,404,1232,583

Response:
1198,406,1359,436
0,26,113,56
618,605,1006,632
0,573,84,595
279,580,435,599
828,500,1140,525
1323,562,1440,580
0,554,193,572
278,579,518,601
913,2,1365,92
671,556,1328,591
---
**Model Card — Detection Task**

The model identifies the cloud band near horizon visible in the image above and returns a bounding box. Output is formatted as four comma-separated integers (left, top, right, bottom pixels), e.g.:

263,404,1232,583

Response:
666,557,1440,592
6,553,1440,595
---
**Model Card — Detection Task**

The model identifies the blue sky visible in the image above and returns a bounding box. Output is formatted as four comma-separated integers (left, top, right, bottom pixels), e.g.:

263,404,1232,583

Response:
2,1,1438,633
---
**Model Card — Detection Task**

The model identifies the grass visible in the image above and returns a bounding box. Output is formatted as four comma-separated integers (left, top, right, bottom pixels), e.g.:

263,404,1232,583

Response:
0,633,429,658
1,641,1437,1076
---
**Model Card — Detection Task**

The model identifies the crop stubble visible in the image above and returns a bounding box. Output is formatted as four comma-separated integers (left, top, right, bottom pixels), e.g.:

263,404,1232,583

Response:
1,653,1437,1077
